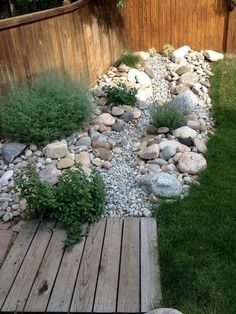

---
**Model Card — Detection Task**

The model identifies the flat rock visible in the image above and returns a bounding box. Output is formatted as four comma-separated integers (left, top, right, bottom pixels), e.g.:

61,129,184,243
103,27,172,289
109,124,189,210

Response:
120,111,134,123
144,67,154,79
178,152,207,174
160,146,176,160
203,50,224,62
0,170,14,184
159,140,182,151
175,64,190,75
89,129,107,143
158,127,169,134
112,120,125,132
2,143,26,164
138,173,182,198
111,106,125,116
57,153,75,169
45,141,69,159
173,84,189,95
96,113,116,126
92,140,110,150
147,158,168,166
179,71,199,86
76,136,91,147
168,90,198,115
39,165,61,185
173,126,197,139
138,144,160,160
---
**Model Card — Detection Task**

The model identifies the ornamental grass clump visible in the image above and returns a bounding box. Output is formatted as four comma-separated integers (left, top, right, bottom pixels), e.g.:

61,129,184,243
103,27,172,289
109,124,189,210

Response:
0,71,94,144
16,165,106,248
103,82,137,107
119,50,141,67
151,105,186,130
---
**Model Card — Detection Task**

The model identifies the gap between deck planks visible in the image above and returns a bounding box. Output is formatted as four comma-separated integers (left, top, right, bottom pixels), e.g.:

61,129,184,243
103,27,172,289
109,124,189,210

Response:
0,218,161,313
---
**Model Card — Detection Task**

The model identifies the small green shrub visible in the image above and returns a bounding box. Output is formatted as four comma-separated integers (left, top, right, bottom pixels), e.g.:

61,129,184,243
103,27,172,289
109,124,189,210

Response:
162,44,175,57
151,105,186,130
103,83,137,107
0,71,94,145
119,50,141,67
148,47,157,57
16,165,106,248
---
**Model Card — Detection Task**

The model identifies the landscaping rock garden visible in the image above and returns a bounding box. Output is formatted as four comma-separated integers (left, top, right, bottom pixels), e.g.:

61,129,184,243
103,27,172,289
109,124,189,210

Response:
0,46,220,221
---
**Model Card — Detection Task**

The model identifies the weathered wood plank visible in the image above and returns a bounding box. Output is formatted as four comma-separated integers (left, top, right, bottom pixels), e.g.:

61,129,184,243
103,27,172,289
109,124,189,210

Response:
93,219,123,313
47,238,85,313
140,218,162,312
24,227,67,312
70,219,106,313
0,220,40,309
1,220,55,312
117,218,140,313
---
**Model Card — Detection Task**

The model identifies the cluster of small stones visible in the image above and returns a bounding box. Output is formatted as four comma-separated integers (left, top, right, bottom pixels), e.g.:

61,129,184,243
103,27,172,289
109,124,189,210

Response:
0,47,223,221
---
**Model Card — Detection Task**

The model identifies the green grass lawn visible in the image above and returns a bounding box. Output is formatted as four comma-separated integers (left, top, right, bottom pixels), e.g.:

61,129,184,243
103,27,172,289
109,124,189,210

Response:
154,57,236,314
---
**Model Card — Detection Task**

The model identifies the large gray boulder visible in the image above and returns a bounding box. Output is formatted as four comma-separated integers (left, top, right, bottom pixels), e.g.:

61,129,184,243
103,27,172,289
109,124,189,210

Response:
138,173,182,198
167,90,198,115
2,143,26,164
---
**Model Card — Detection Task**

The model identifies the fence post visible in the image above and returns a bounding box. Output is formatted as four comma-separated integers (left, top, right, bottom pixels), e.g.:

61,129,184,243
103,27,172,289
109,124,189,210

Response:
226,9,236,52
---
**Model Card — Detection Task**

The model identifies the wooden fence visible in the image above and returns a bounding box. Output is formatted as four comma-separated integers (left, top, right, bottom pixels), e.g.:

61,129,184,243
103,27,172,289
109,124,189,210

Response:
0,0,125,85
122,0,236,53
0,0,236,85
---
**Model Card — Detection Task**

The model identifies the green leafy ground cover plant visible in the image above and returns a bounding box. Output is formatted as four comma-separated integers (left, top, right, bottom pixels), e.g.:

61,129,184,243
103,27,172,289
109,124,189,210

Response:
151,105,185,130
154,58,236,313
16,165,106,248
103,82,137,106
119,50,141,67
0,71,94,144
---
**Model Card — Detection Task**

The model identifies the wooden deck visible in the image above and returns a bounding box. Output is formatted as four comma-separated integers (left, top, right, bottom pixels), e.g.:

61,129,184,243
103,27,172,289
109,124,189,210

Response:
0,218,161,313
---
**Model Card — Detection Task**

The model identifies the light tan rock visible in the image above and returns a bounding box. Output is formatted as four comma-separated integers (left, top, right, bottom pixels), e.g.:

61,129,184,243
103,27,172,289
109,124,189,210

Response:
178,152,207,174
75,151,91,172
193,138,207,153
138,144,160,160
57,153,75,169
45,141,68,159
96,113,116,126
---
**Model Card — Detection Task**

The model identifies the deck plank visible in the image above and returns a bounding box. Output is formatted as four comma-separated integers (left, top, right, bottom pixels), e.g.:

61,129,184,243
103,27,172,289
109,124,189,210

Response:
140,218,162,312
93,219,123,313
47,238,85,313
0,219,40,309
24,227,67,312
70,219,106,313
117,218,140,313
1,220,55,312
